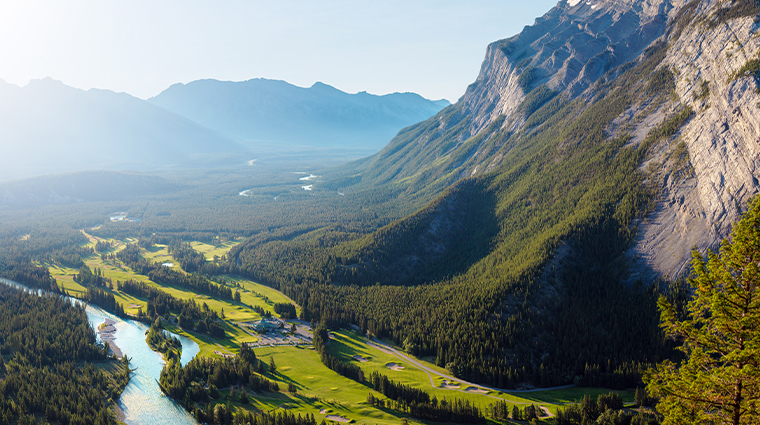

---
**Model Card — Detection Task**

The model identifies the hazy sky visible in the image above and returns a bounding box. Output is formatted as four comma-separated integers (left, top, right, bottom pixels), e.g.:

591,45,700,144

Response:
0,1,558,102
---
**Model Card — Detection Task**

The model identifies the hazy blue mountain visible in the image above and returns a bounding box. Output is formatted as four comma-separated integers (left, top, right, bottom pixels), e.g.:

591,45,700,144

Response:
0,78,245,181
0,170,186,206
148,78,449,150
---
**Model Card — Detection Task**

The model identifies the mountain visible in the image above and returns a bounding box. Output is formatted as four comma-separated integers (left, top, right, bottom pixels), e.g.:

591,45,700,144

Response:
148,78,449,151
0,170,185,207
0,78,245,181
232,0,760,388
326,0,760,280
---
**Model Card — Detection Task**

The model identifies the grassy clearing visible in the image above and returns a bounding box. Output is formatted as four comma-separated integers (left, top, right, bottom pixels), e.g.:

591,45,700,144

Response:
245,337,636,424
329,329,519,406
162,321,258,358
325,328,637,417
516,387,636,409
190,239,242,261
251,346,415,425
218,274,301,317
141,243,176,264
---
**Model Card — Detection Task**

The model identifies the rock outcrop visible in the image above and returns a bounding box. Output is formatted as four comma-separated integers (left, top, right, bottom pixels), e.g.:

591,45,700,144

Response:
629,0,760,279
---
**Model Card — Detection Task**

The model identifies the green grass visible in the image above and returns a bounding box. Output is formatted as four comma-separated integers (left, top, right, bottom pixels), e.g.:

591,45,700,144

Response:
238,331,637,424
218,274,301,317
328,329,543,407
250,345,421,425
190,239,243,261
162,321,258,358
141,244,176,264
515,387,636,407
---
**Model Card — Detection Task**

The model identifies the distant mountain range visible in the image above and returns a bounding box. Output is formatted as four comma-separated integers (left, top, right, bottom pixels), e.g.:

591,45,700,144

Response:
0,77,447,181
0,78,243,180
148,78,449,150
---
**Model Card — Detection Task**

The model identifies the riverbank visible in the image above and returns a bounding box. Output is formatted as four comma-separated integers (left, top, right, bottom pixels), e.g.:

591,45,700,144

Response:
98,318,124,358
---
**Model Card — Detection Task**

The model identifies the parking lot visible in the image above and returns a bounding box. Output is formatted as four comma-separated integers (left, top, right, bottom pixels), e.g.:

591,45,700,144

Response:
244,320,314,347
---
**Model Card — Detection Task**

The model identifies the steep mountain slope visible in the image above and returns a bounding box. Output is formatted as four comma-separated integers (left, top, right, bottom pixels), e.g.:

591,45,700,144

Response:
233,0,760,388
0,78,244,181
629,0,760,279
148,78,449,151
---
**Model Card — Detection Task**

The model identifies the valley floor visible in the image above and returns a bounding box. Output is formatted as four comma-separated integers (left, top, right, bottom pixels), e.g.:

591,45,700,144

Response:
45,232,639,424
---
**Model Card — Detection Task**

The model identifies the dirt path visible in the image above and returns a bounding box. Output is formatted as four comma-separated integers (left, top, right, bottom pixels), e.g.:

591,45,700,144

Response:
540,406,555,418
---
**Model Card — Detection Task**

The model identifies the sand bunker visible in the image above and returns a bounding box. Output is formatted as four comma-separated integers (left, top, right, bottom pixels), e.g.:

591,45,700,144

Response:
465,386,488,394
326,415,350,423
352,355,369,363
441,380,461,389
128,304,141,309
319,409,329,414
385,362,405,371
214,351,235,358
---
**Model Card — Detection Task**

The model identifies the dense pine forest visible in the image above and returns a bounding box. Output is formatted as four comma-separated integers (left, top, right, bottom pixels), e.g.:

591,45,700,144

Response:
0,284,128,425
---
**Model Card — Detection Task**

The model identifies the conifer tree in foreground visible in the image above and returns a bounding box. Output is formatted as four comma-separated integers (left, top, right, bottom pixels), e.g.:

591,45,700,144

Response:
645,197,760,425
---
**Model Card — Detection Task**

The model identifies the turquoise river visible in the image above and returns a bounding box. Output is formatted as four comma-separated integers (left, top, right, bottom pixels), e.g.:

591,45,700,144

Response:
0,278,200,425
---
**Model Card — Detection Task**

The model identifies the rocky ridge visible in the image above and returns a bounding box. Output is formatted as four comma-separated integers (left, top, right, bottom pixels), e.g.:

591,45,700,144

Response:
460,0,677,137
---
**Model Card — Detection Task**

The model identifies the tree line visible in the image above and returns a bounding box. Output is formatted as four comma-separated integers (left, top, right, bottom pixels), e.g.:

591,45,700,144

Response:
118,279,225,338
312,325,364,382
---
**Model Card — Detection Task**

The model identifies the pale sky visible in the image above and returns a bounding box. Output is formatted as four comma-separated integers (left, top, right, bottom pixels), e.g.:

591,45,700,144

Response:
0,1,558,103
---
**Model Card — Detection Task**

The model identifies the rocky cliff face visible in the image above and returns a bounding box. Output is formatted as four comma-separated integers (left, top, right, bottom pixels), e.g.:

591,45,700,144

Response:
628,0,760,279
459,0,678,136
341,0,685,191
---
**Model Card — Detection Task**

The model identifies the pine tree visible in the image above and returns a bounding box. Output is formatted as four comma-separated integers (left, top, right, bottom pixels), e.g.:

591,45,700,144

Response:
512,405,521,421
635,387,645,407
645,196,760,425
